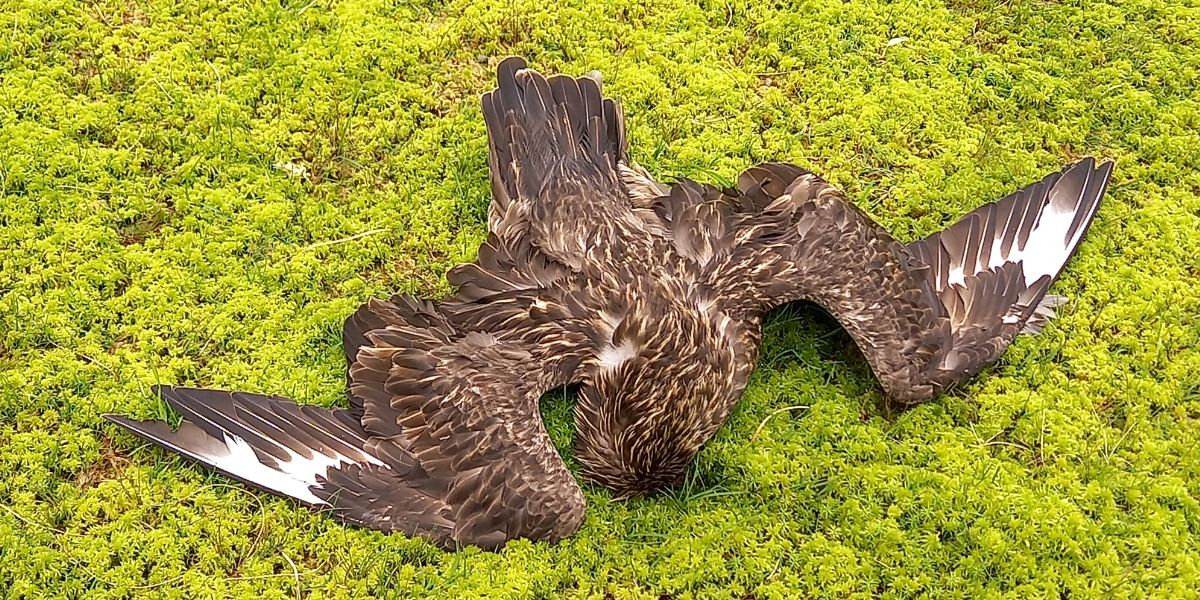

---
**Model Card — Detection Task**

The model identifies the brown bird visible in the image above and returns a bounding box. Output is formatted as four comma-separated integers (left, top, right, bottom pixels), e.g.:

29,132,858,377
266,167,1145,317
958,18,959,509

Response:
106,57,1114,550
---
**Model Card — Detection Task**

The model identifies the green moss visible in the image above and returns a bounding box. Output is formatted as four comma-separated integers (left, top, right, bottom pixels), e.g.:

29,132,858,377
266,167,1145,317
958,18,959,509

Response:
2,0,1199,597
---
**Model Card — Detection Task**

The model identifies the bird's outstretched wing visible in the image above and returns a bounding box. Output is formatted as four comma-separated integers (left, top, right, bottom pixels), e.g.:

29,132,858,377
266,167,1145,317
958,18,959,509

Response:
905,159,1112,335
650,158,1113,404
107,294,596,550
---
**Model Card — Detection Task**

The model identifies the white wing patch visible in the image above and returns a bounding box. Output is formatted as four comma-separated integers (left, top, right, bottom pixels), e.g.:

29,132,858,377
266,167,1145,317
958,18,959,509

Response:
946,172,1100,288
211,433,386,505
946,266,968,287
1010,196,1088,285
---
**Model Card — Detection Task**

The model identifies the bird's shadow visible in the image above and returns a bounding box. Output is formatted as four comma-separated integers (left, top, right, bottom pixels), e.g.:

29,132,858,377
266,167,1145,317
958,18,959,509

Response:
538,383,582,469
758,300,880,402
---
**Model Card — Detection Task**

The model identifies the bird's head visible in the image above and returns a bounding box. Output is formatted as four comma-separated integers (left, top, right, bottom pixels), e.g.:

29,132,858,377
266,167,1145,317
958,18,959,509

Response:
573,303,741,499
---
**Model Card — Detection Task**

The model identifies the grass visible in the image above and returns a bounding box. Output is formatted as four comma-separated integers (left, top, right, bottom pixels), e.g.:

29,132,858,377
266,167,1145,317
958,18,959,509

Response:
2,0,1199,597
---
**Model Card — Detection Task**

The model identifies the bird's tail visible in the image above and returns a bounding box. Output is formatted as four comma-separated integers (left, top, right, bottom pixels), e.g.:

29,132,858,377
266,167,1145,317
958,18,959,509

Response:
104,386,379,506
481,56,628,210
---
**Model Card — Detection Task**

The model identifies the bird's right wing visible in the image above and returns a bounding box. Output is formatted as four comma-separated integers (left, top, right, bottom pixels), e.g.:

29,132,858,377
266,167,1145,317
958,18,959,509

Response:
109,294,597,550
336,293,597,549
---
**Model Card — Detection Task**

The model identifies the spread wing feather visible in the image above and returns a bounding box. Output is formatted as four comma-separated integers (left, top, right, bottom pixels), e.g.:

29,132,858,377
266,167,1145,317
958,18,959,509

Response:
103,387,387,507
908,157,1113,334
444,232,573,301
107,295,596,550
644,159,1113,404
334,298,593,548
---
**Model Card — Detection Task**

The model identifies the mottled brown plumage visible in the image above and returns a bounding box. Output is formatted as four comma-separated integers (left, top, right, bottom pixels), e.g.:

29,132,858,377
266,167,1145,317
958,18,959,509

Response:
106,57,1114,551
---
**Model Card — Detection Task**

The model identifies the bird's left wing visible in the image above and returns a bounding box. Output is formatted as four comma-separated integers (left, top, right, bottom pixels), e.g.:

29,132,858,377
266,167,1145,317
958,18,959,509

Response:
648,160,1112,405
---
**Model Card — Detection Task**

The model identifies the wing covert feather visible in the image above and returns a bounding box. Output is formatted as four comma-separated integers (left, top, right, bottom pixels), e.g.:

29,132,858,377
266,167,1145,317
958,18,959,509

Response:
658,159,1111,405
338,294,595,548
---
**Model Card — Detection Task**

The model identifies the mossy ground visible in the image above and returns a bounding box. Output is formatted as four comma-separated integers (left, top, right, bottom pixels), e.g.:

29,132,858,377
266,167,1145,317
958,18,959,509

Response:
2,0,1199,597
